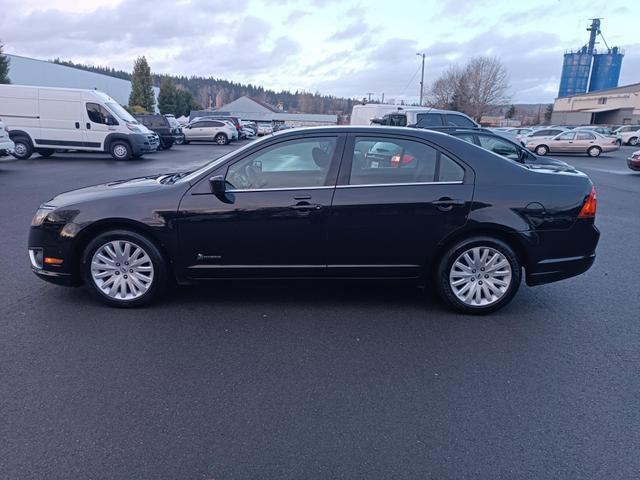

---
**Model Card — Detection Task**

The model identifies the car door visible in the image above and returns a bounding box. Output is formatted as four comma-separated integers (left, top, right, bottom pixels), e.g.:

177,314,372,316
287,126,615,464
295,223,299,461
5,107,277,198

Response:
177,134,345,278
186,121,204,140
575,131,597,151
84,102,118,150
550,131,576,153
326,134,473,278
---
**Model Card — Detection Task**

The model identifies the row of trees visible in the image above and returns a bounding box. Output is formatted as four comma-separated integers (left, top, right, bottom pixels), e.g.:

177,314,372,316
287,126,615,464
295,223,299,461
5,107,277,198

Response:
0,42,10,84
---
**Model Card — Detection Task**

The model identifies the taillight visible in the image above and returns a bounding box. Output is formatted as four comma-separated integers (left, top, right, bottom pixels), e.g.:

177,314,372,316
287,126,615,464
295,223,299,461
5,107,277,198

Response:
578,185,597,218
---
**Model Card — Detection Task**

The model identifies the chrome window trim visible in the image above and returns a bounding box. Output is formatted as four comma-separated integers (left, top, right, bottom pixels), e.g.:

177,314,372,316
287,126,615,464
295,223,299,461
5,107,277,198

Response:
226,185,334,193
336,181,463,189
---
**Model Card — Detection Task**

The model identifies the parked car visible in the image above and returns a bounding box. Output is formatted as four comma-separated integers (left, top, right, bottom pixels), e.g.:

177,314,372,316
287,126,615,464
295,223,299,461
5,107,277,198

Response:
375,108,479,129
525,130,619,157
613,125,640,146
0,118,15,157
194,116,244,139
134,114,180,150
0,85,159,160
627,150,640,171
256,122,274,136
27,126,599,314
574,126,622,145
520,127,568,142
164,114,185,145
182,119,235,145
446,129,572,169
350,104,407,125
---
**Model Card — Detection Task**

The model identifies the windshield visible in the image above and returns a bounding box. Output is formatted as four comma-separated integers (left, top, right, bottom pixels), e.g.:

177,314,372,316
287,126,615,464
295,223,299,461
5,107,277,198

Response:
105,102,139,124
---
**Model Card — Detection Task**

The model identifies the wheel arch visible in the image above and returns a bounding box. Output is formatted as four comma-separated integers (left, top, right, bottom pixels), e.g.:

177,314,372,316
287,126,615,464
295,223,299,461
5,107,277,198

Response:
8,130,34,144
104,133,133,152
70,218,175,283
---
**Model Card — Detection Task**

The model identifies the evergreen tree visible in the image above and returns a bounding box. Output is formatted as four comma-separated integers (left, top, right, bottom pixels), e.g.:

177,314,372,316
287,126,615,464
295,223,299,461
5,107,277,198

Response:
128,56,154,112
505,104,516,119
157,77,177,115
544,104,553,124
0,42,11,84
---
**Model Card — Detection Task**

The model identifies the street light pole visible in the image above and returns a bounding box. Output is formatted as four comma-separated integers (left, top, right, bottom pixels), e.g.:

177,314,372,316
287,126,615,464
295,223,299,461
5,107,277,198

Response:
416,53,426,106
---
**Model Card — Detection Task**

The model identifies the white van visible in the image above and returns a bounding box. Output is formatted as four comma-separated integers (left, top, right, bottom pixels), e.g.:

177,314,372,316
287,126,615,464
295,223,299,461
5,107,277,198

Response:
350,104,404,125
0,85,159,160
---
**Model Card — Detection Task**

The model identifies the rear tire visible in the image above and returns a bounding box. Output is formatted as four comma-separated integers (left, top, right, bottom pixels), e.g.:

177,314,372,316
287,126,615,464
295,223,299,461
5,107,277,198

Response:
110,141,132,161
81,230,168,307
587,146,601,157
435,236,522,315
629,137,638,146
12,136,33,160
534,145,548,156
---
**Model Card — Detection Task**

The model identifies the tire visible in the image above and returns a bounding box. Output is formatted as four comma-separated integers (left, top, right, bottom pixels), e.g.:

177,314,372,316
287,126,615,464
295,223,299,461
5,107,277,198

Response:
175,136,184,145
11,136,33,160
162,140,173,150
110,140,132,161
36,148,55,158
629,137,638,146
214,133,228,145
435,236,522,315
534,145,548,156
80,230,168,307
587,146,601,157
182,138,190,145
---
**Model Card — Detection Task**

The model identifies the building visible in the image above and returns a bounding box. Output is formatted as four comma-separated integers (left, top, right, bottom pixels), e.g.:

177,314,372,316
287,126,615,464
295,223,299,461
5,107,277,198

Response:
191,95,337,126
5,54,159,111
551,82,640,125
558,19,624,98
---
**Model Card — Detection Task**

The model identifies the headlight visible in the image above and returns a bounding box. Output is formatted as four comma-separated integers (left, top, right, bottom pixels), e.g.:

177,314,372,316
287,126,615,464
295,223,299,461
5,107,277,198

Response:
31,206,55,226
126,122,142,132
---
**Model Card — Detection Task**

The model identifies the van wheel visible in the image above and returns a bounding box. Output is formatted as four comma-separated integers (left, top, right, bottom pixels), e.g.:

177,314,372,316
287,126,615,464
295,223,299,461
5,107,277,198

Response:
110,141,132,161
629,137,638,146
435,236,521,314
587,146,601,157
534,145,548,156
12,137,33,160
81,230,168,307
215,133,228,145
36,148,55,158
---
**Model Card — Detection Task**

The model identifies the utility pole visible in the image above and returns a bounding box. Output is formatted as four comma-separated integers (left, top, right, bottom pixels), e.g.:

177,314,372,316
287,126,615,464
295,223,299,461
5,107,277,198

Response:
416,53,426,106
366,92,374,102
381,92,385,104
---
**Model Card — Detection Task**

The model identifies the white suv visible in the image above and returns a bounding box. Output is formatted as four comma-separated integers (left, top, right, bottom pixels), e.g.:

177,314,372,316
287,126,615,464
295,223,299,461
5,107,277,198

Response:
614,125,640,146
183,119,235,145
0,119,15,157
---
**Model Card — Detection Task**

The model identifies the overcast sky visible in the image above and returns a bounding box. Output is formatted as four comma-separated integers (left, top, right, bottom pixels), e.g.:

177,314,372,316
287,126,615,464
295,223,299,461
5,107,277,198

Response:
1,0,637,104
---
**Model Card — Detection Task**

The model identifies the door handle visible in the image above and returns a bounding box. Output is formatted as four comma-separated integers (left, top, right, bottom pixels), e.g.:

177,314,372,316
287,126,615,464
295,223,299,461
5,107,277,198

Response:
432,198,465,211
290,202,323,211
86,123,91,129
75,122,80,129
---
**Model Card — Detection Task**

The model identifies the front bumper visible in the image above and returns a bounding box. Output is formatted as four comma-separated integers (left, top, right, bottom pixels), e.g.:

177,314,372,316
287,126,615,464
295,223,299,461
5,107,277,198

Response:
130,133,159,155
0,139,15,155
627,155,640,171
28,226,82,287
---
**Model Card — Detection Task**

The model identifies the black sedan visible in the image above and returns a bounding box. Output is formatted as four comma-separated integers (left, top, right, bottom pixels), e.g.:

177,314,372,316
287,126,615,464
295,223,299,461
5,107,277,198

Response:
28,126,600,314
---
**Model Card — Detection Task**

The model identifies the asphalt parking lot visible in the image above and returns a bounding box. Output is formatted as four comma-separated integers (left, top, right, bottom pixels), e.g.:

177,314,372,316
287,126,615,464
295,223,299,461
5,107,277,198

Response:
1,141,639,479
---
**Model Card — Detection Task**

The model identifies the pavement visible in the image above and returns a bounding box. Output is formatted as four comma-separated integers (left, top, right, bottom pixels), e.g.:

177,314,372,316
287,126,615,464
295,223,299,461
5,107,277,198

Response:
1,142,639,479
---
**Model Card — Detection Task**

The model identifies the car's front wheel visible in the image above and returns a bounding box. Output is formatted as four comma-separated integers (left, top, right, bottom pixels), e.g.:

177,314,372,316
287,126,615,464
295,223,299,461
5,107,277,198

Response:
110,141,132,161
534,145,548,156
436,237,521,314
215,133,228,145
81,230,168,307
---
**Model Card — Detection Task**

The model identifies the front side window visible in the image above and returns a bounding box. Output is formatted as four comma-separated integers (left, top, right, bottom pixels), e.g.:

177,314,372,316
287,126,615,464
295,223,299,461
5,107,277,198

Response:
86,103,117,125
478,135,519,160
226,137,337,190
349,137,464,185
415,113,443,128
556,132,575,140
446,114,476,127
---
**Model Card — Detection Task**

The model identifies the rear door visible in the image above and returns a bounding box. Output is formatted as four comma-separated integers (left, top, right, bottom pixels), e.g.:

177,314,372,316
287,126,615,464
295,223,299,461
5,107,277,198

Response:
326,134,473,278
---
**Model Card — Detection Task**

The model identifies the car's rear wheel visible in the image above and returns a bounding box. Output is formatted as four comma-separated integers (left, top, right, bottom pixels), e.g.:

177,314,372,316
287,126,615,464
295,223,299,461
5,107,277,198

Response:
534,145,548,156
81,230,168,307
215,133,228,145
12,137,33,160
587,146,601,157
628,137,638,146
436,236,521,314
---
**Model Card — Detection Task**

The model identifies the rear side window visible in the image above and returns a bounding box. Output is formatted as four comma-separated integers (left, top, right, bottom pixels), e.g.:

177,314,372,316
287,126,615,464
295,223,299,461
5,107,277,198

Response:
477,135,519,161
349,137,464,185
577,132,596,140
446,114,476,127
207,121,224,127
416,113,443,128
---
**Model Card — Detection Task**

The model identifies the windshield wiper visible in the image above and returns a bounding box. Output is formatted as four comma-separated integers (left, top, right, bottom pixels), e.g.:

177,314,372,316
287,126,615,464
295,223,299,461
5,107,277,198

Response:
159,172,188,184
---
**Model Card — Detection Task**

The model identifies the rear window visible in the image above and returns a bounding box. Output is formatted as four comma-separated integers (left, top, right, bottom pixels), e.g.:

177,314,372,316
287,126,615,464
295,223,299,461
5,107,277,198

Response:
415,113,444,128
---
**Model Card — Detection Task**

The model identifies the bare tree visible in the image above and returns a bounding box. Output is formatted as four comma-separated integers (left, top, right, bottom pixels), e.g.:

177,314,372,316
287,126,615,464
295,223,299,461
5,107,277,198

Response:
427,56,510,121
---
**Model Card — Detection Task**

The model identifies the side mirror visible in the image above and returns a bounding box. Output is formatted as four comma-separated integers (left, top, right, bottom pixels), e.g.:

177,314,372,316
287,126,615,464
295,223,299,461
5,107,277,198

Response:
518,148,528,163
209,175,226,195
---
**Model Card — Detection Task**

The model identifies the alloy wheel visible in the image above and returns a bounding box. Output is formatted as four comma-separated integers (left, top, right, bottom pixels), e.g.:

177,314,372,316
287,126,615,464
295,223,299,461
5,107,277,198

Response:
449,246,512,307
90,240,154,300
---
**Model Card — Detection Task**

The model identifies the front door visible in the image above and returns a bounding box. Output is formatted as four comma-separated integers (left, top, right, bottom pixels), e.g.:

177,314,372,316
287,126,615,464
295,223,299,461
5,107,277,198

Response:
327,134,473,278
84,102,117,150
550,131,576,153
177,135,344,278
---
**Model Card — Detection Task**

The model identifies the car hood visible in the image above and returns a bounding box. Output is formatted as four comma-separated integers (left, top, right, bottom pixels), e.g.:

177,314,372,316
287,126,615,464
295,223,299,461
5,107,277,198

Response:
46,174,171,208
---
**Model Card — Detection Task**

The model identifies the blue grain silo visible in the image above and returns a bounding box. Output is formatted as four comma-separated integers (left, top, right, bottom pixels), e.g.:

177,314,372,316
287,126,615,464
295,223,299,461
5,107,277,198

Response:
589,47,624,92
558,47,593,97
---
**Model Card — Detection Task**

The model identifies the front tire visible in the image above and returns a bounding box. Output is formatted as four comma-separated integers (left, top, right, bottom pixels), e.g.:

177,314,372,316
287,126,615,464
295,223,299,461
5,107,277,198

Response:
81,230,168,307
215,133,228,145
587,146,601,157
110,140,132,161
12,137,33,160
534,145,548,156
436,236,521,314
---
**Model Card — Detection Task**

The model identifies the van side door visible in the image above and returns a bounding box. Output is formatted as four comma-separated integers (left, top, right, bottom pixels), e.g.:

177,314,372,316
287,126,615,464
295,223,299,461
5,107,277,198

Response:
37,89,86,149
